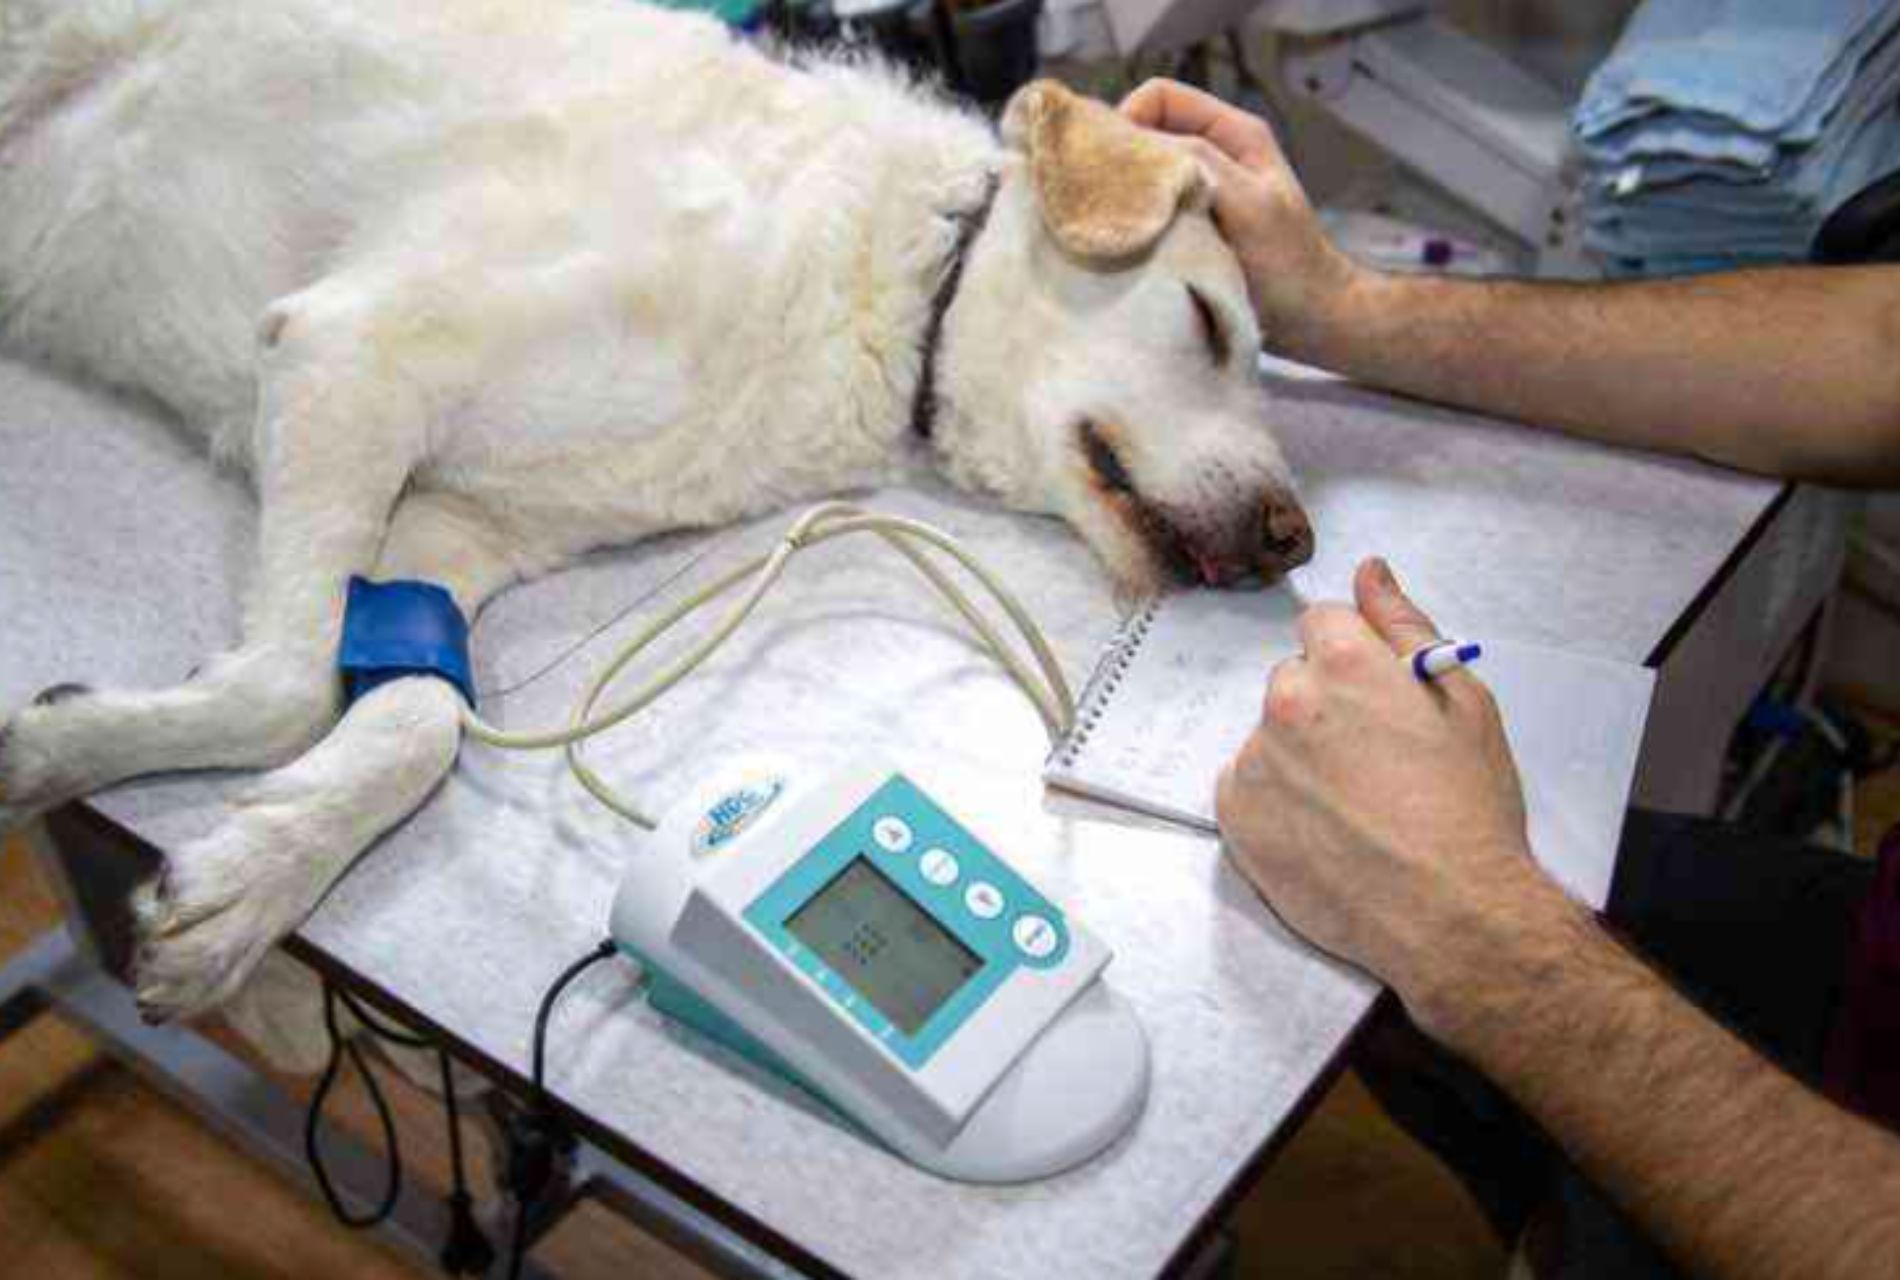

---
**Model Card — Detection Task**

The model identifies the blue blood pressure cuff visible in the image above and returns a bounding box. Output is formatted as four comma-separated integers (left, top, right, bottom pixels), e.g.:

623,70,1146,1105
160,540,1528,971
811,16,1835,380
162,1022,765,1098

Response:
338,576,476,709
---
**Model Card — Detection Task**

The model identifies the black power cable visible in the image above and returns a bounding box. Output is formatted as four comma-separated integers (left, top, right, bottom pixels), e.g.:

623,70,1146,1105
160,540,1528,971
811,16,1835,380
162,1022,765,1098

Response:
305,982,415,1228
436,1047,496,1276
507,938,620,1280
304,980,494,1273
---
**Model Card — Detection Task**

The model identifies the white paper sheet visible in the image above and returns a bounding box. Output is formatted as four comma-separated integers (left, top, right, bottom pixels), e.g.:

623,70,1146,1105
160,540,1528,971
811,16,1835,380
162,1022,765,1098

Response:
1046,589,1656,908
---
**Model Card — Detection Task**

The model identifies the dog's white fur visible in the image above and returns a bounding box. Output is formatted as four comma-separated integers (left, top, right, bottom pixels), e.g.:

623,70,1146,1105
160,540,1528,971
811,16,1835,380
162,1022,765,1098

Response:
0,0,1310,1018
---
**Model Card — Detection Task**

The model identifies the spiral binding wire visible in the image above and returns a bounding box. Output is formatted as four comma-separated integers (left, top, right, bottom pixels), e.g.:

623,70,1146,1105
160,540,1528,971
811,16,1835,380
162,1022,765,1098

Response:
1051,600,1161,767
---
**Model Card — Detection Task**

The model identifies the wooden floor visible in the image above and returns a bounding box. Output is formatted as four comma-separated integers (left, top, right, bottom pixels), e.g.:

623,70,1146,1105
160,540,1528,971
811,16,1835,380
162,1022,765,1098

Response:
5,707,1894,1279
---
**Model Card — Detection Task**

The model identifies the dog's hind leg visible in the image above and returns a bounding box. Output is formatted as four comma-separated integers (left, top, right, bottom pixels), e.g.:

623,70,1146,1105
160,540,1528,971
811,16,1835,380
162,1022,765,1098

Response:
0,285,431,829
132,491,522,1021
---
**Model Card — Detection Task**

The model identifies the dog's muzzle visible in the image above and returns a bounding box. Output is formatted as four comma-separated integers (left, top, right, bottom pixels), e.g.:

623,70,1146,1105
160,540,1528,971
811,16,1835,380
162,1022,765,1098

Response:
1181,488,1314,588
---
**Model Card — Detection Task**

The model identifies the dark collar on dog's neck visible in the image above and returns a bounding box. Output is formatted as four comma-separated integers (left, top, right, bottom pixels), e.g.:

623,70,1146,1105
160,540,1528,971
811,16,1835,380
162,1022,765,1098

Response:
911,172,1001,442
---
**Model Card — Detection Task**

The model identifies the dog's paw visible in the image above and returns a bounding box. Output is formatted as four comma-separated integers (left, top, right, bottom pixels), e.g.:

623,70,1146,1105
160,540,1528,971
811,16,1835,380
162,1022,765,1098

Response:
131,817,320,1023
0,684,101,832
0,704,61,831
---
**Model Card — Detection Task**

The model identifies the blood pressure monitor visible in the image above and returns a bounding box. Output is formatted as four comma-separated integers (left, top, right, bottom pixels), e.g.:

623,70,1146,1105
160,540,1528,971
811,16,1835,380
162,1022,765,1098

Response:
609,754,1150,1182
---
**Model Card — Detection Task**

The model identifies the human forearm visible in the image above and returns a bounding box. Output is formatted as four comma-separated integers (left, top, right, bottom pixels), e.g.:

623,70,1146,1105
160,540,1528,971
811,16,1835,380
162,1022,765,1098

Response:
1414,900,1900,1280
1124,79,1900,484
1289,265,1900,487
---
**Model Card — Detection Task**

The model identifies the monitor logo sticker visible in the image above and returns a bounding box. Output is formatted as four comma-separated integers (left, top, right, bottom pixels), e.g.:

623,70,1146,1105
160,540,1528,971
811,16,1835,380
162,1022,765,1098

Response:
693,780,786,856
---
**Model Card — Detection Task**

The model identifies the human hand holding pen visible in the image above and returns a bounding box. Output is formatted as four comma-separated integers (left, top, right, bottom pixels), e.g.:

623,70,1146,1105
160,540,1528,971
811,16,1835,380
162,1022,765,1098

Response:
1215,558,1588,1047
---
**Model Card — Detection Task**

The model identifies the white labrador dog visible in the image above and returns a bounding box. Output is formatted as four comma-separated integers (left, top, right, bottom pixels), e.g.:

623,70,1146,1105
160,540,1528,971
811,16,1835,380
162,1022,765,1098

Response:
0,0,1313,1019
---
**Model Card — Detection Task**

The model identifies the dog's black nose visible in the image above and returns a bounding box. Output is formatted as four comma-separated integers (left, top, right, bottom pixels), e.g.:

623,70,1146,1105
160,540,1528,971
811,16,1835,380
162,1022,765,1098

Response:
1185,491,1314,587
1259,493,1315,580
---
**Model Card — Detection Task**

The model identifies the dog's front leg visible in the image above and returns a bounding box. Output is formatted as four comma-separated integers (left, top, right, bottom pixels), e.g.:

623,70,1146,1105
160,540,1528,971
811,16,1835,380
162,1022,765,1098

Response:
0,285,429,828
131,675,466,1019
132,491,524,1021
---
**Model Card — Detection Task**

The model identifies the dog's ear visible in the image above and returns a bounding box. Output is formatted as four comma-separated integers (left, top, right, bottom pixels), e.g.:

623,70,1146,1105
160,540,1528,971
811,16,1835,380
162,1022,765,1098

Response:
1002,79,1206,264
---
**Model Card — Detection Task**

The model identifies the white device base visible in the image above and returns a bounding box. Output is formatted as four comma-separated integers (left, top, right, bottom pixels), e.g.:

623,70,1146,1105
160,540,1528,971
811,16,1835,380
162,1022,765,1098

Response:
916,981,1148,1182
611,757,1150,1184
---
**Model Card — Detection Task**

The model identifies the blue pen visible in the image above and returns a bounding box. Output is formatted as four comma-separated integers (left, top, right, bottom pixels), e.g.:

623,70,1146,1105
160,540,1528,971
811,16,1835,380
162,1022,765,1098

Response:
1411,640,1483,681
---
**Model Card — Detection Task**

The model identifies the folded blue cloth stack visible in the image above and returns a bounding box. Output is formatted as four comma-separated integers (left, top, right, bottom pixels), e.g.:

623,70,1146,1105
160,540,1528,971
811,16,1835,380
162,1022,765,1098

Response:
1573,0,1900,276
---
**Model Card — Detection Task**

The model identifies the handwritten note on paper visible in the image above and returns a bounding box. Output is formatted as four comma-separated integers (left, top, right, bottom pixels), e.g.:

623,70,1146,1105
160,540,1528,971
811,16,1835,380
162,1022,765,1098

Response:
1045,589,1655,909
1050,590,1302,832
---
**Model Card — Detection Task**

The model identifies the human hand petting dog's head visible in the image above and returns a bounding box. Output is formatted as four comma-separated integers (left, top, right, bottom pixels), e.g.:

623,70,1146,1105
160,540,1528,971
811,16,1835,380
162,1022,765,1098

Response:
1120,79,1366,367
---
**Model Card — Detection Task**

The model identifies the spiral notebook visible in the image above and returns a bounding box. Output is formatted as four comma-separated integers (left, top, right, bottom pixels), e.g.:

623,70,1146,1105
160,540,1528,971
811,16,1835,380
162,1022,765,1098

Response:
1044,590,1657,908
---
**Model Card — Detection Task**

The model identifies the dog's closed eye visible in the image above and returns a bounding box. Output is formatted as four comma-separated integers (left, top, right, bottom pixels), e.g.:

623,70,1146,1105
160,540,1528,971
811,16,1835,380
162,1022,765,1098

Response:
1079,419,1136,495
1187,285,1230,368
